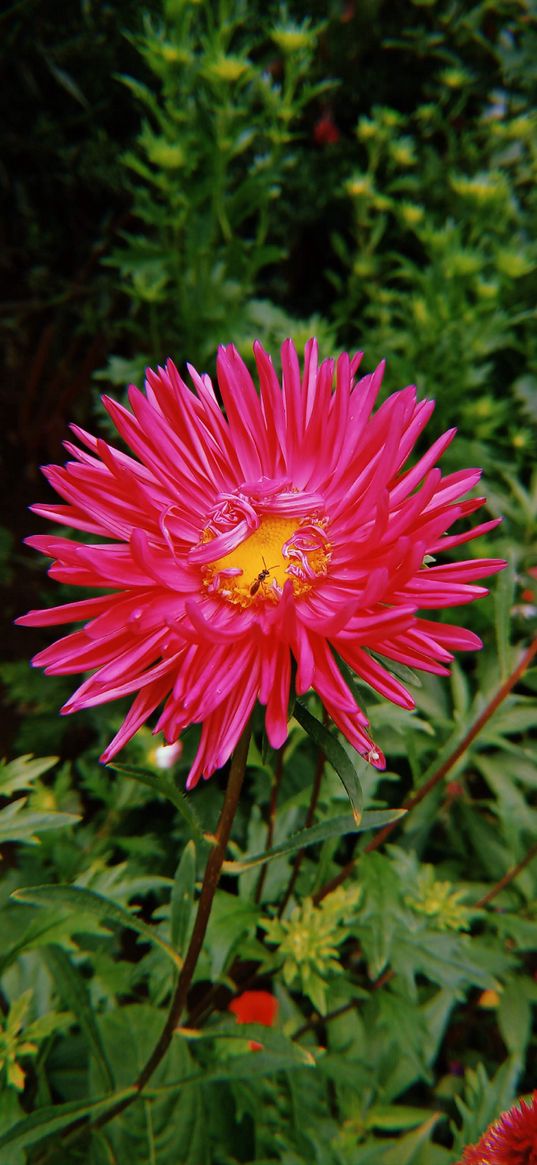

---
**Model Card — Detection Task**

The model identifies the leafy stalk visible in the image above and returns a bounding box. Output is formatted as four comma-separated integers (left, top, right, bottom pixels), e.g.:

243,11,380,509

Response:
315,635,537,901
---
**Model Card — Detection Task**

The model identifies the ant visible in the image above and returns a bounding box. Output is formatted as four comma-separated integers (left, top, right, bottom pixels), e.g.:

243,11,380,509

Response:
249,557,279,597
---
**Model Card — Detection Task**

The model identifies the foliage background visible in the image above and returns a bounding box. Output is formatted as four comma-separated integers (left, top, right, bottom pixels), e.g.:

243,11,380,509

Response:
1,0,536,1161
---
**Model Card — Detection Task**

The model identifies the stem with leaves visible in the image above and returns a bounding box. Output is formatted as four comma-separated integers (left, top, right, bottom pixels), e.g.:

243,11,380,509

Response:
41,719,252,1157
315,635,537,902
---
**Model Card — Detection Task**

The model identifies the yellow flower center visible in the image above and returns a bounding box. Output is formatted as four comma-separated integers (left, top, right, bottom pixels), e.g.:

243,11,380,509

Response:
202,515,331,608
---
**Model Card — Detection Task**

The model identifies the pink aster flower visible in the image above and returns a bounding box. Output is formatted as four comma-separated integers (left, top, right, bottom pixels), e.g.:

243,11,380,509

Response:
457,1091,537,1164
18,339,505,789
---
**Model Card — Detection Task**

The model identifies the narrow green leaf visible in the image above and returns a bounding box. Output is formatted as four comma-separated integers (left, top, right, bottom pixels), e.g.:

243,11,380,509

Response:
494,563,515,680
12,884,183,970
145,1027,315,1096
497,977,532,1057
0,800,80,845
222,809,406,873
293,701,364,824
382,1113,444,1164
0,1089,137,1153
366,1104,440,1131
171,840,196,954
45,59,90,108
109,762,204,839
42,946,115,1091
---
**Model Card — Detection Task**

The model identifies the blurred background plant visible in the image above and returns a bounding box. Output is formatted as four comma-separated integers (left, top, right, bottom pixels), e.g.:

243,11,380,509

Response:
1,0,537,1162
101,0,334,381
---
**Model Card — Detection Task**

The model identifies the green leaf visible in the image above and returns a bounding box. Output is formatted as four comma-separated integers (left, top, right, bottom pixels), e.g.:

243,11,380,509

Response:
494,563,515,680
453,1058,521,1150
147,1026,315,1094
497,977,532,1058
382,1113,444,1164
293,700,364,823
89,1005,209,1165
108,762,204,839
11,884,183,970
0,1090,137,1153
0,755,58,796
0,799,80,845
0,1091,25,1165
42,946,115,1091
222,810,406,873
170,840,196,954
366,1104,438,1131
0,909,94,978
45,59,90,108
203,891,260,979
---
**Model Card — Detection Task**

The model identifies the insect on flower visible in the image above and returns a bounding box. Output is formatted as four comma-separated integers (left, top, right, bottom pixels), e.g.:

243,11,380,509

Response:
249,558,279,597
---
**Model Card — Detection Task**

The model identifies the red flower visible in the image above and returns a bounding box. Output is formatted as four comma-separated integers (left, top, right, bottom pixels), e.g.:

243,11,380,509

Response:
457,1092,537,1164
313,113,341,145
228,990,278,1050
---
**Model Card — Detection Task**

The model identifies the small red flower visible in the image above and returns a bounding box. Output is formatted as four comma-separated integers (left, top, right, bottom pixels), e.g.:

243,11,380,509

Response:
228,990,278,1050
313,113,341,145
457,1092,537,1164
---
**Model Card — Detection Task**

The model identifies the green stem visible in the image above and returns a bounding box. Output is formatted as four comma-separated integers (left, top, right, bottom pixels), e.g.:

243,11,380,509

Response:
103,719,251,1116
475,840,537,908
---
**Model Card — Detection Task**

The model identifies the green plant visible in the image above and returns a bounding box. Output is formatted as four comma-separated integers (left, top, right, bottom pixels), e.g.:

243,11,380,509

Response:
104,0,333,381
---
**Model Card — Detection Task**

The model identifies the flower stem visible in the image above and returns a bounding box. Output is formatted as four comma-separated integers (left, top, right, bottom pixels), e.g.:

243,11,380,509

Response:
315,635,537,901
475,840,537,907
49,719,252,1153
132,717,252,1094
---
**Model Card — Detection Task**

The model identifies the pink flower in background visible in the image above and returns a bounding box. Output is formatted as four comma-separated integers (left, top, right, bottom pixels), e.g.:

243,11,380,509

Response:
457,1091,537,1163
18,339,505,788
228,990,279,1050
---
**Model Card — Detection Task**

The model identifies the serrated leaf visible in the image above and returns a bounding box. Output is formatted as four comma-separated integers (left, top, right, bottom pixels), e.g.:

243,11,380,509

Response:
453,1057,520,1150
293,701,364,824
42,946,115,1091
88,1005,209,1165
222,810,406,873
11,884,183,970
0,909,98,978
108,762,204,839
0,755,58,796
147,1026,315,1095
0,799,80,845
0,1090,137,1153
